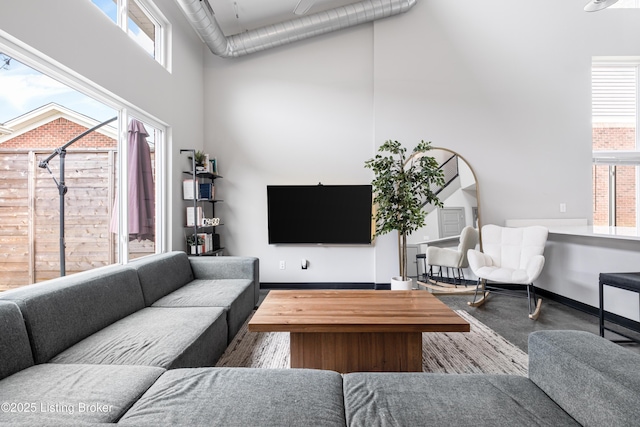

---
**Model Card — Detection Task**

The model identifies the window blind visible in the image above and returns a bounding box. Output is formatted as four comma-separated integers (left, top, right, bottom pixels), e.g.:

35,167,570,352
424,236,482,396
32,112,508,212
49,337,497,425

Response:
592,65,637,118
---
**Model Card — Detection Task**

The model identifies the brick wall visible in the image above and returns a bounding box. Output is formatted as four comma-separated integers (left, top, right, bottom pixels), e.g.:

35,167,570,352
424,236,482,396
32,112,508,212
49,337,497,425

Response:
593,164,609,226
1,118,116,150
592,125,636,227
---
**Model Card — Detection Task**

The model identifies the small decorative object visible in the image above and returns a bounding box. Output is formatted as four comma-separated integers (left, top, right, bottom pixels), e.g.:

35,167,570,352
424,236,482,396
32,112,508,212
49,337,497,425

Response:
186,234,204,254
365,140,445,287
193,150,207,166
192,150,208,172
203,217,220,227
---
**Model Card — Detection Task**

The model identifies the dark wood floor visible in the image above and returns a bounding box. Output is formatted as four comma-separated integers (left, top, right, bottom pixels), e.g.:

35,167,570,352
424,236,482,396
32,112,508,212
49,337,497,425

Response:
438,293,640,354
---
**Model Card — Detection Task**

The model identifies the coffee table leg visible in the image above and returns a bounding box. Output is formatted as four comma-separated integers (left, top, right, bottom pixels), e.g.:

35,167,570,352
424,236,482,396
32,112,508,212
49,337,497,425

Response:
290,332,422,373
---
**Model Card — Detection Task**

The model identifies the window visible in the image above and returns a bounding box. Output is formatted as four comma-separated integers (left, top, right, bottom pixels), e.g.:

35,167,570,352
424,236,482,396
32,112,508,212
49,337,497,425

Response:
0,46,165,290
592,60,639,227
91,0,169,68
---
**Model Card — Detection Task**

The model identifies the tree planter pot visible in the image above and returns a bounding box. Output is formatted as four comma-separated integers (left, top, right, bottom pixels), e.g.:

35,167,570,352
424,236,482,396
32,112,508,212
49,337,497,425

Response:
391,276,413,290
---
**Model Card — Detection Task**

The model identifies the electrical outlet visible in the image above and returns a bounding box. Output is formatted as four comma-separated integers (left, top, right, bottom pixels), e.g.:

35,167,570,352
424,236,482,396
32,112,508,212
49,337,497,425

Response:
279,260,286,270
560,203,566,213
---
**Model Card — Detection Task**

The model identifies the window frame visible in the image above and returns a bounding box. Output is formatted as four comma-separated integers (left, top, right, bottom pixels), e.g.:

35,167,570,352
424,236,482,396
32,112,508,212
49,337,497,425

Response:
92,0,171,70
592,58,640,228
0,30,168,265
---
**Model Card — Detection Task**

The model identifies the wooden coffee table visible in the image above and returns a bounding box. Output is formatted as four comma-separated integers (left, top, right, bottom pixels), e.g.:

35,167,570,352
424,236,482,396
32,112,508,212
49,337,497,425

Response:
248,290,470,373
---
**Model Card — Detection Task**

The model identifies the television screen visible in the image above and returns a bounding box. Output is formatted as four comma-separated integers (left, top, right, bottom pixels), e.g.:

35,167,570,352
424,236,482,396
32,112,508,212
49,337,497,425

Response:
267,185,372,244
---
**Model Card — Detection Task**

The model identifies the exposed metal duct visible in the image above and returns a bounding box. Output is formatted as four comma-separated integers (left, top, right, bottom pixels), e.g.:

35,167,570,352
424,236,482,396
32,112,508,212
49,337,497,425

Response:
176,0,417,58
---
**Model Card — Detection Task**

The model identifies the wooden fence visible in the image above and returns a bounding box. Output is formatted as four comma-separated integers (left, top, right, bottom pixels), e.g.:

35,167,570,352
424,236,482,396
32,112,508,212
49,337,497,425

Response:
0,149,154,291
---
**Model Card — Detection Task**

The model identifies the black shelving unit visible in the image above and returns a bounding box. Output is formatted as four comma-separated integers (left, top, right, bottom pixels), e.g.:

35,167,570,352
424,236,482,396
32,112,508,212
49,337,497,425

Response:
180,149,224,256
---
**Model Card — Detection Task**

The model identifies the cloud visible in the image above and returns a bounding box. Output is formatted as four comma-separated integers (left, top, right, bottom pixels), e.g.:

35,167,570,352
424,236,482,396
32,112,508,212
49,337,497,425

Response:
0,58,116,123
0,66,72,117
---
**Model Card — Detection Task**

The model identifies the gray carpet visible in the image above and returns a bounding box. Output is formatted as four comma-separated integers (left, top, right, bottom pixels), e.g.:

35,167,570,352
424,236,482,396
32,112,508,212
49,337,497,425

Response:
216,309,528,375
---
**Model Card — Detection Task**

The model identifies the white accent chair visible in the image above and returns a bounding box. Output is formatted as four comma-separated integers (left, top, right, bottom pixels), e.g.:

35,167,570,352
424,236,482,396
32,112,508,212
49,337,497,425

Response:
467,224,548,320
426,226,479,284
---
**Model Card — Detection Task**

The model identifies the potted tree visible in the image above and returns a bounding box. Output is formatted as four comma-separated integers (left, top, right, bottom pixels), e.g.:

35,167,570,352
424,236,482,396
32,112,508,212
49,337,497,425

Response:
365,140,444,289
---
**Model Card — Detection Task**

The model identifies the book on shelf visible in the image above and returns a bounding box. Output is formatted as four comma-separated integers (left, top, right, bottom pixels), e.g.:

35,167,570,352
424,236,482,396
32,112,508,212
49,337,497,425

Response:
199,183,215,200
183,179,199,200
209,157,218,175
198,233,213,253
186,206,203,227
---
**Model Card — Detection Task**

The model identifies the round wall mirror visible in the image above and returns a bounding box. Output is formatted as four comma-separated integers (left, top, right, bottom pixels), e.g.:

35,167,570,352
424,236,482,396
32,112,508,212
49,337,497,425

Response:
406,147,480,246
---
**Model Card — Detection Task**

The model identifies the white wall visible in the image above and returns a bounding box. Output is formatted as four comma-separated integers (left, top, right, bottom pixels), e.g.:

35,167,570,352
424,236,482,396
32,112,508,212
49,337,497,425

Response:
372,0,640,279
203,0,640,288
203,27,376,283
0,0,205,252
372,0,640,313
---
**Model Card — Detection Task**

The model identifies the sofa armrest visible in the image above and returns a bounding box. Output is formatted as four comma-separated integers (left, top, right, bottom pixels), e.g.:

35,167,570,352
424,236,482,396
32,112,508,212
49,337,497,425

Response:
189,257,260,305
528,330,640,427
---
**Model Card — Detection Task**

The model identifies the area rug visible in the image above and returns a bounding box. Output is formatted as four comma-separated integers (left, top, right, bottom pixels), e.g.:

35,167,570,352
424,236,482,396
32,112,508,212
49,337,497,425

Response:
215,310,528,376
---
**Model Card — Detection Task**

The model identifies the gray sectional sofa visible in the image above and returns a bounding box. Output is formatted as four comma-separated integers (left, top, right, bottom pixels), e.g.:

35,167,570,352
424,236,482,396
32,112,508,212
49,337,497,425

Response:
0,251,638,426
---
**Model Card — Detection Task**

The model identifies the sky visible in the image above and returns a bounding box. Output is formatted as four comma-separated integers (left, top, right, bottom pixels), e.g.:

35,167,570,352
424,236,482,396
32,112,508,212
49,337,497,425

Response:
91,0,155,57
0,56,116,124
0,0,154,124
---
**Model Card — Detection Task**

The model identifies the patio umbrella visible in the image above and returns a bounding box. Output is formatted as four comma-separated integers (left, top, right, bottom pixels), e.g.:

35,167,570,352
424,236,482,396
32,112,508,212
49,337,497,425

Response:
110,119,155,241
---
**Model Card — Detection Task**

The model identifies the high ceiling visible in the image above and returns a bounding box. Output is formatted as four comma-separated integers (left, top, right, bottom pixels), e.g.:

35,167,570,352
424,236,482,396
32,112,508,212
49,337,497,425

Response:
207,0,364,36
180,0,417,57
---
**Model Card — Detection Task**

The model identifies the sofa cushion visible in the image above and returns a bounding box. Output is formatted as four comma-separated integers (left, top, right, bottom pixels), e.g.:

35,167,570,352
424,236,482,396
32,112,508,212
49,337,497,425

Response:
529,330,640,427
0,301,34,380
343,372,580,427
129,251,194,306
119,368,346,426
0,265,145,364
152,279,254,342
189,256,260,305
49,307,227,369
0,363,164,424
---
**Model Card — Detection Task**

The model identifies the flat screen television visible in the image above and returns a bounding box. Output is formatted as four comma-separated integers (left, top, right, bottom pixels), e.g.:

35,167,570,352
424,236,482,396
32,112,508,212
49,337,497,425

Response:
267,185,372,244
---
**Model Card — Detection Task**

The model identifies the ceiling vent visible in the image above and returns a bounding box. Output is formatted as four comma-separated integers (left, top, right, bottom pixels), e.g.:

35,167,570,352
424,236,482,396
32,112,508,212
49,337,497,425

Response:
176,0,417,58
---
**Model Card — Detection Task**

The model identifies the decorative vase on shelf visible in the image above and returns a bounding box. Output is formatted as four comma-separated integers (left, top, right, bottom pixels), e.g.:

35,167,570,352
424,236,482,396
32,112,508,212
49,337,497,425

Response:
190,245,204,255
194,151,207,172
